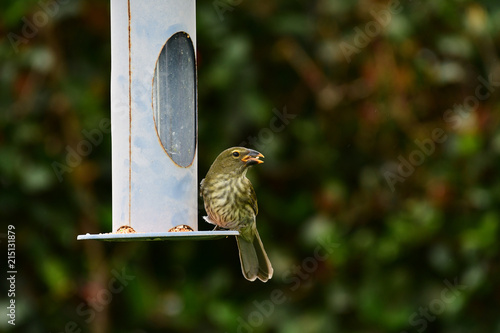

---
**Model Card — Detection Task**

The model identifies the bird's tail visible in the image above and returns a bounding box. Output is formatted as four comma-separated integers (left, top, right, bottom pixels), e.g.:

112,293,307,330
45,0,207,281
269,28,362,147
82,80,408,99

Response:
236,229,273,282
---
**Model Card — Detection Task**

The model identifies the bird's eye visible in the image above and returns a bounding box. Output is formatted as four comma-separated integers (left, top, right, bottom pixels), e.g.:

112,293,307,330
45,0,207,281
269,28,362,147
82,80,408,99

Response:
232,151,240,157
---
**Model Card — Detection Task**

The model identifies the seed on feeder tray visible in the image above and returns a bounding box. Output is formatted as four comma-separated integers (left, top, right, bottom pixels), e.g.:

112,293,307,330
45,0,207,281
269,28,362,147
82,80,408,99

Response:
116,225,136,234
168,224,194,232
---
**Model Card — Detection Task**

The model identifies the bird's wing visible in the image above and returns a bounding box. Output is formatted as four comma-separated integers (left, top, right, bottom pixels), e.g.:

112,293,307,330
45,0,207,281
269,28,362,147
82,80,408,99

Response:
247,179,258,216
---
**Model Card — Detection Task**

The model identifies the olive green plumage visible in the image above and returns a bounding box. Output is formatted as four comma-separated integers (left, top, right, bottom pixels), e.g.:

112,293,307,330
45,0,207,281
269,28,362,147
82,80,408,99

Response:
200,147,273,282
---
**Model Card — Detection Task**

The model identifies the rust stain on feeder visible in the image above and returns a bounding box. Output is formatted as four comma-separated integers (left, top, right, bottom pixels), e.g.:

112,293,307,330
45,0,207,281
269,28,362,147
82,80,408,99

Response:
127,0,133,226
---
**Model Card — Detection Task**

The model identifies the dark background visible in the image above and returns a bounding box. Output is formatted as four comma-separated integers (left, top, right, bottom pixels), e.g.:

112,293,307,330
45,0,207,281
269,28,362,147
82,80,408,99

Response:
2,0,500,332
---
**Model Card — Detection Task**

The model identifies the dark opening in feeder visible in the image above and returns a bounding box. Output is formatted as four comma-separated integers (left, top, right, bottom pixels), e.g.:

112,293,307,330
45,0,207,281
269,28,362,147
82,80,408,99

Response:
153,31,197,168
77,0,238,241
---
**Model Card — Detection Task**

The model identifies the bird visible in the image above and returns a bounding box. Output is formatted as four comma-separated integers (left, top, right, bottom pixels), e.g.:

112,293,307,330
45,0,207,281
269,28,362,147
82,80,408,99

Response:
200,147,273,282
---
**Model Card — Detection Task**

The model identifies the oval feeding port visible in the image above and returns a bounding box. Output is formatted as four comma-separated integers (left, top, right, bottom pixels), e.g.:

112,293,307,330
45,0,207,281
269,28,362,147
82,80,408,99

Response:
153,32,197,167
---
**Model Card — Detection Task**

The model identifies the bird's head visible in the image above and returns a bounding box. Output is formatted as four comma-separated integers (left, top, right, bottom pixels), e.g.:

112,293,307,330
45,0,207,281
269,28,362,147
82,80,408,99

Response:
208,147,264,176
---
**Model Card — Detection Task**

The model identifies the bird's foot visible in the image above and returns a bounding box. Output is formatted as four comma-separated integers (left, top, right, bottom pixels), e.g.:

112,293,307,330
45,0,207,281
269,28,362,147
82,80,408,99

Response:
213,225,229,231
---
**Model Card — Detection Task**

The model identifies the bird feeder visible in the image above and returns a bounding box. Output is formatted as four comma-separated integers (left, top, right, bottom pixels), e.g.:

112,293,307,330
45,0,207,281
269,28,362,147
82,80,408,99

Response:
78,0,237,241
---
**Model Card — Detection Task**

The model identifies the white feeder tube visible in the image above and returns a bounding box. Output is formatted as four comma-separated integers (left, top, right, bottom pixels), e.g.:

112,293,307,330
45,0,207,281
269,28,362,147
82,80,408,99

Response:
110,0,198,233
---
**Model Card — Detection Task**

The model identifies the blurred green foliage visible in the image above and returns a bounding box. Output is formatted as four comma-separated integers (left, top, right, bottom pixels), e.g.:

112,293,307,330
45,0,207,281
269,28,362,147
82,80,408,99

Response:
1,0,500,332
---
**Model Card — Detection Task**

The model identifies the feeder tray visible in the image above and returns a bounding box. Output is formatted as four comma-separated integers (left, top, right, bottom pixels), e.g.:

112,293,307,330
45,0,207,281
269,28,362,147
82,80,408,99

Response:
77,230,239,242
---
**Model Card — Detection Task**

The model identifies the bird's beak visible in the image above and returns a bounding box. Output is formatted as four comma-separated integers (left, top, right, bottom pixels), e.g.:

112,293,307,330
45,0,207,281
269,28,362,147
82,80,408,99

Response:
242,150,264,165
